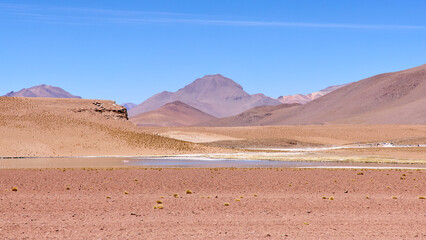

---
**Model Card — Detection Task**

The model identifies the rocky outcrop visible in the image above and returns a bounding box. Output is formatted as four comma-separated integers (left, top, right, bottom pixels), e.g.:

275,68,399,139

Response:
74,101,128,120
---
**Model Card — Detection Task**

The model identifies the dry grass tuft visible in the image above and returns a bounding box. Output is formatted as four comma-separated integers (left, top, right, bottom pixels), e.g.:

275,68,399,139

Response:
186,189,193,194
224,203,230,206
11,187,18,191
153,204,164,209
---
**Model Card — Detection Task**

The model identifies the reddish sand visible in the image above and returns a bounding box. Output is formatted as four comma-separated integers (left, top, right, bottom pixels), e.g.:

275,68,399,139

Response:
1,168,424,239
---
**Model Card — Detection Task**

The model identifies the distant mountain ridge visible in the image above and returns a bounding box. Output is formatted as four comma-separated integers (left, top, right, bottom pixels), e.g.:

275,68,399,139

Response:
278,84,348,104
122,103,137,110
130,101,217,127
207,64,426,126
4,84,81,99
128,74,281,118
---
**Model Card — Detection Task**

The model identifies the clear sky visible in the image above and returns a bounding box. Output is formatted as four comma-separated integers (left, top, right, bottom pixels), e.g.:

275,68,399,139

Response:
1,0,425,104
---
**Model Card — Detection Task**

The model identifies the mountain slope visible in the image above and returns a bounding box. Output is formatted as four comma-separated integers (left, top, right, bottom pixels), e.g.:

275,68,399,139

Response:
4,84,81,98
210,64,426,126
128,74,281,118
204,103,300,126
278,84,348,104
130,101,217,127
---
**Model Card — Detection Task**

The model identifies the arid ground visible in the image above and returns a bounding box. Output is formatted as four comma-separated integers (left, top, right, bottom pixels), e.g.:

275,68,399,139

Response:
1,98,426,239
0,168,424,239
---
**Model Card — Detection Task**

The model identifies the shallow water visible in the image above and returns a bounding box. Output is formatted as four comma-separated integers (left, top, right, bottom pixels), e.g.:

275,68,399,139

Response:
0,157,425,169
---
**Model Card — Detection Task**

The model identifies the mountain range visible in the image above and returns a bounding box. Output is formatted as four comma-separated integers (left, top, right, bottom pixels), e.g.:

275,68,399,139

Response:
4,64,425,126
209,64,426,126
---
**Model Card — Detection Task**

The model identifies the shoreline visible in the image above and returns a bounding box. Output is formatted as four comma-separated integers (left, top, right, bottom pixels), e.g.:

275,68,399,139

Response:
1,155,425,170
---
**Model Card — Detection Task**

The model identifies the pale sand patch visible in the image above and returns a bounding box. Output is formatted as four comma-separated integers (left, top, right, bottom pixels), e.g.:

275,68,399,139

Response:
157,131,242,143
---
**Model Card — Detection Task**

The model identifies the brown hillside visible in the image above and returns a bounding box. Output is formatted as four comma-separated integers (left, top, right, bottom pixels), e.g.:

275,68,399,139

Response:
130,101,217,127
0,97,211,157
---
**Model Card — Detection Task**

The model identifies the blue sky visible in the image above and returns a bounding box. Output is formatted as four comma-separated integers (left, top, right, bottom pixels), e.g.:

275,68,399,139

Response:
1,0,425,104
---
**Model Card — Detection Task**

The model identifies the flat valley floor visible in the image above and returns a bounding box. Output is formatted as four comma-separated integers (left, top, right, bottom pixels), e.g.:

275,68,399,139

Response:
1,168,424,239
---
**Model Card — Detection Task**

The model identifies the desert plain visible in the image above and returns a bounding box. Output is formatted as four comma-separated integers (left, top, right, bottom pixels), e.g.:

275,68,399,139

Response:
1,168,425,239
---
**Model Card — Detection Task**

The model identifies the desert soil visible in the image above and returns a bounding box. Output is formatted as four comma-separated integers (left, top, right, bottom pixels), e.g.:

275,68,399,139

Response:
1,168,424,239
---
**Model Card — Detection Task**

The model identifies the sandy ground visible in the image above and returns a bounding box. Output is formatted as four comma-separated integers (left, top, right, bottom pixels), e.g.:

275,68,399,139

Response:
0,168,424,239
